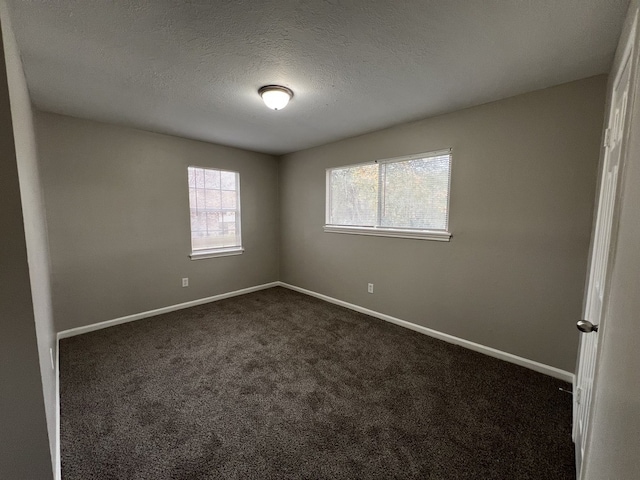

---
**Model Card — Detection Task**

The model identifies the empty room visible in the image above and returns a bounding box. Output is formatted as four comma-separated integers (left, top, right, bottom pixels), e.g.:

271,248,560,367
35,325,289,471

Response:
2,1,640,479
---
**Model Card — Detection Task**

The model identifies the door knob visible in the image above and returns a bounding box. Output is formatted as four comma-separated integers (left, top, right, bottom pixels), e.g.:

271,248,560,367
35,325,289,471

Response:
577,320,598,333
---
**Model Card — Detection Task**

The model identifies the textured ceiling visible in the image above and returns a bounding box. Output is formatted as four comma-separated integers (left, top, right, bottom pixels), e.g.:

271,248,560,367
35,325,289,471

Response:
6,0,630,155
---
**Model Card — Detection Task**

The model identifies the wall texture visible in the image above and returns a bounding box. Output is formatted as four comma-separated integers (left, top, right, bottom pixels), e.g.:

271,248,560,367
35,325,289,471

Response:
583,1,640,478
0,9,53,479
36,113,279,332
280,76,607,373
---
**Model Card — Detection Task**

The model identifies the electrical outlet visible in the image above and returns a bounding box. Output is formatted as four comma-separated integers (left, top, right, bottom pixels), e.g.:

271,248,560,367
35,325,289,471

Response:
182,278,189,287
368,283,374,294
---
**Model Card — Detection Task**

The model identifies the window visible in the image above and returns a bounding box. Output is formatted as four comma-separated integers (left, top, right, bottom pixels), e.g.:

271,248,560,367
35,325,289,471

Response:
325,149,452,241
188,166,243,259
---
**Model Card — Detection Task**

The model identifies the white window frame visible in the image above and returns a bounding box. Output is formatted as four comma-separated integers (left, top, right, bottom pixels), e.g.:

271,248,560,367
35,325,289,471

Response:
187,166,244,260
324,149,452,241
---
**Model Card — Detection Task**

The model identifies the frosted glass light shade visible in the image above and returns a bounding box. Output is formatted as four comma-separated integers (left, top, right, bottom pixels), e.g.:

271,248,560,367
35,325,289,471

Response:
259,85,293,110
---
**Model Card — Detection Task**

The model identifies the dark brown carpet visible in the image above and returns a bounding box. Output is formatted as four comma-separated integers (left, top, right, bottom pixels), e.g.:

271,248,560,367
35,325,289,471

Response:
60,286,575,479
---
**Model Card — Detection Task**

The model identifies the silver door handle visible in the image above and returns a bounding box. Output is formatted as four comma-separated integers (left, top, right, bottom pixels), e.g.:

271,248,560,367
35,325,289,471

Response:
577,320,599,333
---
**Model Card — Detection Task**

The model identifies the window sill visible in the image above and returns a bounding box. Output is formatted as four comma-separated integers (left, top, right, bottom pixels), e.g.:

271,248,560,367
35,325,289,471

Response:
190,247,244,260
323,225,451,242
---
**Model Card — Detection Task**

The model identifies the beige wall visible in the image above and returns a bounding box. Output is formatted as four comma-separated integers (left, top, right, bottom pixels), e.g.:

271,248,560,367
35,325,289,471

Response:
280,76,607,373
2,2,57,466
583,1,640,478
36,113,279,332
0,9,53,479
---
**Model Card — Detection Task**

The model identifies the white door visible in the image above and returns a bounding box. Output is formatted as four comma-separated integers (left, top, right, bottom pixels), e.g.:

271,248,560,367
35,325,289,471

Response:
573,25,635,477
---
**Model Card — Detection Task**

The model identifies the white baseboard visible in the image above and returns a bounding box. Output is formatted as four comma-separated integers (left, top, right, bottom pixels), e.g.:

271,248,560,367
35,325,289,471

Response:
56,280,575,383
277,282,574,383
57,282,280,340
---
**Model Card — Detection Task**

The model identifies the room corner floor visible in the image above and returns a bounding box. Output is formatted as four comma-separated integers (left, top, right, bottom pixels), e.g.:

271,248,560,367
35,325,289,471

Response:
60,287,575,479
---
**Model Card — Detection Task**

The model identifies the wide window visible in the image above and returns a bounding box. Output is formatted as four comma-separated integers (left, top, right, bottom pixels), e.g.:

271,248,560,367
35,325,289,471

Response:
325,149,452,241
188,166,243,259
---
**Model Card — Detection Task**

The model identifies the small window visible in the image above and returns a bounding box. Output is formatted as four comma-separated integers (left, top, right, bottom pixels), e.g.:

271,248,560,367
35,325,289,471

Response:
188,166,243,259
325,149,452,241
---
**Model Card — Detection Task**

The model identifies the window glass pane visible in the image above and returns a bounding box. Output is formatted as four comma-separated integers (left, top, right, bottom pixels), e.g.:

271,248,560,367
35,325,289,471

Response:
205,190,221,209
190,212,207,233
326,152,451,232
220,171,236,190
195,168,205,188
329,164,378,226
380,155,450,230
187,167,241,252
221,190,237,209
195,189,206,210
204,169,220,189
206,211,221,231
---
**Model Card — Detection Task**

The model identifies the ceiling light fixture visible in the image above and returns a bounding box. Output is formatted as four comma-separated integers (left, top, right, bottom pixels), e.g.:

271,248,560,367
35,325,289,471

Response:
259,85,293,111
